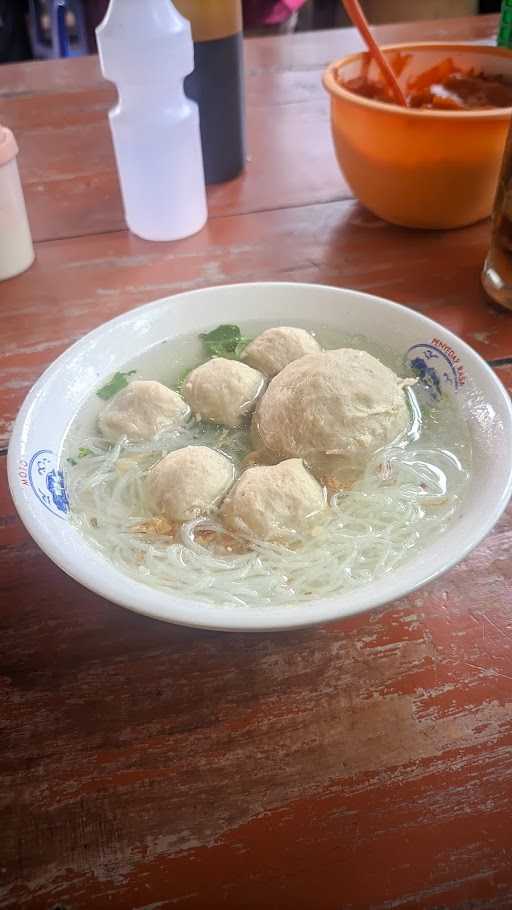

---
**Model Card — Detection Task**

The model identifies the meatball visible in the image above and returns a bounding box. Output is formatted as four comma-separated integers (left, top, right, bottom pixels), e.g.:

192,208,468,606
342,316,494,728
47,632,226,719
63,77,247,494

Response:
242,326,321,377
255,349,410,459
221,458,325,542
147,446,235,522
99,380,189,443
183,357,264,428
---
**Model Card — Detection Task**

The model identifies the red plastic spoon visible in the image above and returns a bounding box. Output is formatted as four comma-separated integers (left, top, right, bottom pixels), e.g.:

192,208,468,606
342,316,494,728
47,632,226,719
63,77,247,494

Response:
341,0,408,106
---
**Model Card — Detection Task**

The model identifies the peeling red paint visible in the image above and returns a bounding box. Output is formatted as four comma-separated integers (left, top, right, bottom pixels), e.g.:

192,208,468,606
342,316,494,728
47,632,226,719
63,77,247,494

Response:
2,12,512,910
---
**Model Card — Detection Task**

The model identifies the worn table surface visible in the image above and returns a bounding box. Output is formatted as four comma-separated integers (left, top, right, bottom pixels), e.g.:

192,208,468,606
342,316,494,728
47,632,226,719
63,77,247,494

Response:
2,13,512,910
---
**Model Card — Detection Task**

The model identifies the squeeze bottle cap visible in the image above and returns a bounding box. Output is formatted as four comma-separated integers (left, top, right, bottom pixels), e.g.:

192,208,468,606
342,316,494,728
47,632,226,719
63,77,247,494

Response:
0,127,19,167
97,0,194,84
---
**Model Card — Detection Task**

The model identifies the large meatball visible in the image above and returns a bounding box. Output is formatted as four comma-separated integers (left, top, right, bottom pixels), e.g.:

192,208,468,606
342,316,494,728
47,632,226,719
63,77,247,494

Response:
221,458,325,542
147,446,234,522
99,380,189,443
255,349,410,459
183,357,264,428
242,326,321,377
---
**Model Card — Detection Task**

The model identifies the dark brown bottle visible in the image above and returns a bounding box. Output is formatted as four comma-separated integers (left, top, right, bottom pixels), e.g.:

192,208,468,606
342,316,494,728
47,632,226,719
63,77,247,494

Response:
175,0,246,185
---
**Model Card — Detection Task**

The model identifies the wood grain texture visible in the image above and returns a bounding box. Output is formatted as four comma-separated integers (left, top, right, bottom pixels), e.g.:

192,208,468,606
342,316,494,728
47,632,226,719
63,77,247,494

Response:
0,15,500,101
495,363,512,394
1,457,512,910
0,15,500,243
1,94,348,241
2,14,512,910
0,197,508,448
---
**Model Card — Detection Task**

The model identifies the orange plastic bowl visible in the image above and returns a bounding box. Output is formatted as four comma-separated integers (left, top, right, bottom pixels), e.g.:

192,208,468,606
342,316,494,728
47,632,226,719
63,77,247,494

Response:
323,43,512,230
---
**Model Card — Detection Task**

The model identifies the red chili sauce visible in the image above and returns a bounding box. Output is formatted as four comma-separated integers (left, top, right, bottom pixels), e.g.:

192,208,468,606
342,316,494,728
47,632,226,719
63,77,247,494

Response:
339,58,512,111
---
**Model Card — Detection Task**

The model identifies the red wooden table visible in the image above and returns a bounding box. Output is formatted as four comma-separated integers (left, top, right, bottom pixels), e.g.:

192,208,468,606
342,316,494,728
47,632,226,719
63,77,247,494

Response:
2,13,512,910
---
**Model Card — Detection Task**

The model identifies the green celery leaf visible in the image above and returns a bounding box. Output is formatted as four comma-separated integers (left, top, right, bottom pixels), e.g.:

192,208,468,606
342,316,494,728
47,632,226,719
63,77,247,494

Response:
96,370,136,401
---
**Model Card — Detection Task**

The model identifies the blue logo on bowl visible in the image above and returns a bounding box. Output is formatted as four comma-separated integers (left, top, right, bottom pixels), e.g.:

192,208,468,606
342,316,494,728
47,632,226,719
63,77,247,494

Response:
28,449,69,518
406,341,466,401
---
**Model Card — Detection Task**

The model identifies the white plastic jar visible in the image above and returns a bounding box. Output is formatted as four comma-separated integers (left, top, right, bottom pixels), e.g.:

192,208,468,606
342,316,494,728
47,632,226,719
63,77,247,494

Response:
0,126,34,281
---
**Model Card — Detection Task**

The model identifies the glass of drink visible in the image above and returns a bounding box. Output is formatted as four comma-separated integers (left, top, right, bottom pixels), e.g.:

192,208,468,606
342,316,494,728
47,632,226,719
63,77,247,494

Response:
482,121,512,310
481,0,512,308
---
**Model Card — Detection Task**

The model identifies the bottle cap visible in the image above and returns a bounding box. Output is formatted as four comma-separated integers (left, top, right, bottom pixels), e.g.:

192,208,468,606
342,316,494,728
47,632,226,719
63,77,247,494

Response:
97,0,194,85
0,127,18,167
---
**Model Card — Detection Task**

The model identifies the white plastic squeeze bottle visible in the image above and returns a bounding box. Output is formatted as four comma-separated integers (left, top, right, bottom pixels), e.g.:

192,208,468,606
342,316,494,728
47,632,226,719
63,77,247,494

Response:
96,0,207,242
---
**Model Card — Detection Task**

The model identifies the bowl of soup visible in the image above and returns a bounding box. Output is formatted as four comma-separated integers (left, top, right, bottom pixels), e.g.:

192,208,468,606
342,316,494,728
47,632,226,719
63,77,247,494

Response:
7,282,512,631
323,43,512,229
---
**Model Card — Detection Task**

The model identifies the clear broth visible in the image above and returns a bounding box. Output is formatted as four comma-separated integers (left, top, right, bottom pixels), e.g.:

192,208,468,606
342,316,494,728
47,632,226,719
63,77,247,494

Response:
62,322,472,608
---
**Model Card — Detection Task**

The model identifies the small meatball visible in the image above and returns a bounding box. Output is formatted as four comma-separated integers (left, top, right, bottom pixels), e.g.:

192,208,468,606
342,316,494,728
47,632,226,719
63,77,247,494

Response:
221,458,325,542
256,349,409,459
99,380,189,443
147,446,235,522
242,326,321,377
183,357,264,428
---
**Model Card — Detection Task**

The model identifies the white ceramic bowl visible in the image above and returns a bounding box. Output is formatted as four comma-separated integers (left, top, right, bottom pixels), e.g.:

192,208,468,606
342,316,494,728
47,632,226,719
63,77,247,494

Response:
7,283,512,632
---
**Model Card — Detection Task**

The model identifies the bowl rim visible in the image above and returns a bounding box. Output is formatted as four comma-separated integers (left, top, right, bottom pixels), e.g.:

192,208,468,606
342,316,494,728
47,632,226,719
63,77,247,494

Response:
7,281,512,632
322,41,512,120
